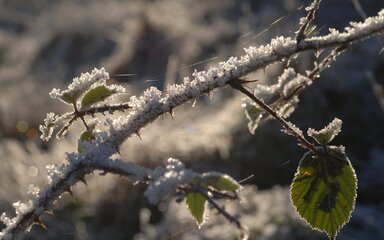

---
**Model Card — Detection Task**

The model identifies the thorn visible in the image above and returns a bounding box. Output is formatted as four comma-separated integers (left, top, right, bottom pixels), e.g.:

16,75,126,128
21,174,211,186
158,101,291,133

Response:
65,187,73,196
79,177,87,186
34,218,47,230
238,78,258,84
45,210,54,216
169,108,174,119
135,131,143,141
206,91,212,99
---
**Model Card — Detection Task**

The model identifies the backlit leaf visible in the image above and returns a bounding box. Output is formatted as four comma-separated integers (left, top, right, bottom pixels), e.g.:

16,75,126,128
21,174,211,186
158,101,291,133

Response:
61,92,76,104
203,175,240,192
186,192,206,226
290,146,357,239
81,85,116,108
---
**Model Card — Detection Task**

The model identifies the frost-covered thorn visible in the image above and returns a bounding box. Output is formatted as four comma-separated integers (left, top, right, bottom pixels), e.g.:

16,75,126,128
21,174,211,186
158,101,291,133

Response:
169,108,174,119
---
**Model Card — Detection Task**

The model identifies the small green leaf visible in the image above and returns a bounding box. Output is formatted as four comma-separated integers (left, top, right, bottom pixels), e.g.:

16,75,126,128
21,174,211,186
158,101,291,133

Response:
290,146,357,239
203,175,240,192
186,192,206,226
243,104,264,134
80,130,94,141
307,118,342,145
81,85,116,108
61,92,76,104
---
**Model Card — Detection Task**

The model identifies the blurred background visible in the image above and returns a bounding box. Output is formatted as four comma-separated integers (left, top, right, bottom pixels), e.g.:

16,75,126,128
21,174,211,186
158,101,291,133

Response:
0,0,384,239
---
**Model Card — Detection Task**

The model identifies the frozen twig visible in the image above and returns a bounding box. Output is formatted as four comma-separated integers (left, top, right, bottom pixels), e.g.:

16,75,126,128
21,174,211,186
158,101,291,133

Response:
296,0,322,43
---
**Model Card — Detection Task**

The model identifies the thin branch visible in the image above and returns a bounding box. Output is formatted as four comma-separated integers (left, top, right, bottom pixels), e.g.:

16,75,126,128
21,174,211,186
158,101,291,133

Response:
194,186,242,230
296,0,322,43
56,103,131,139
228,79,318,154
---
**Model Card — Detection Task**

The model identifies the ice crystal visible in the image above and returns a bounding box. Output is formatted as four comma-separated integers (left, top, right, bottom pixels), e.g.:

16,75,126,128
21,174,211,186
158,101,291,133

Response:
39,112,58,141
145,158,197,204
307,118,342,144
49,68,109,104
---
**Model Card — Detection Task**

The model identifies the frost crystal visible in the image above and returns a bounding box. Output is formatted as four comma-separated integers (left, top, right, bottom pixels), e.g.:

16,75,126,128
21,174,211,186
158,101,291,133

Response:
27,184,40,197
46,164,64,184
49,68,109,104
145,158,197,204
12,201,32,216
307,118,342,145
39,112,58,141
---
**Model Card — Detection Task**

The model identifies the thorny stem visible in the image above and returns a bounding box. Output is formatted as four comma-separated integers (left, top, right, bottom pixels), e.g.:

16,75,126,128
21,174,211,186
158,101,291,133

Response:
296,0,322,43
228,79,319,155
177,184,242,231
3,7,384,239
57,103,131,138
194,186,242,230
281,45,348,104
229,75,350,165
73,103,91,133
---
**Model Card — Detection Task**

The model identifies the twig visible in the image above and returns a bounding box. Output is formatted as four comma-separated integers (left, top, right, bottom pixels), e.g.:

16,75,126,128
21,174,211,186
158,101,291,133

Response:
194,186,242,230
228,79,319,154
296,0,322,43
56,103,131,138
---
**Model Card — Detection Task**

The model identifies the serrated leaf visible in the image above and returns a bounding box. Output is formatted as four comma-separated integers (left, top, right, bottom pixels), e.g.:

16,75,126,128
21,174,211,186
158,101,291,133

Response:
203,175,240,192
186,193,206,226
290,146,357,239
81,85,116,108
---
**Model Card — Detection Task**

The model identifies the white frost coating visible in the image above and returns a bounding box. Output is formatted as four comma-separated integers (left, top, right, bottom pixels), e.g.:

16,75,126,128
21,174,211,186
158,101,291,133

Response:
253,68,298,104
49,68,109,104
39,112,57,141
0,213,12,226
12,201,32,216
145,158,197,204
46,164,65,185
27,185,40,197
282,73,309,98
307,118,342,144
242,68,308,134
306,9,384,47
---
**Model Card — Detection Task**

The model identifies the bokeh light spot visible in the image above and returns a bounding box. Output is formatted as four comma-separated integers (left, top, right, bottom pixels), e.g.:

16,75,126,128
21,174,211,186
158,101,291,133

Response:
27,166,39,177
26,128,39,140
16,120,29,133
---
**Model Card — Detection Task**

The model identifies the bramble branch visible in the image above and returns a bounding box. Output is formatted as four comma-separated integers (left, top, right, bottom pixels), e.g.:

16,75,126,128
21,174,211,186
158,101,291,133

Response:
1,8,384,240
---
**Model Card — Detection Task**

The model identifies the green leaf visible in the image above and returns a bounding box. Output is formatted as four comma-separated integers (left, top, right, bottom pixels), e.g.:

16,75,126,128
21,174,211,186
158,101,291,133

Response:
243,104,264,134
186,192,206,226
290,146,357,239
203,175,240,192
61,92,76,104
80,130,94,141
81,85,116,108
307,118,342,145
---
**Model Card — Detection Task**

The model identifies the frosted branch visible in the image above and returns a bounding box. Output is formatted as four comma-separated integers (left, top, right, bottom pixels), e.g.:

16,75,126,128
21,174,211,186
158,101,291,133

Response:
1,8,384,239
